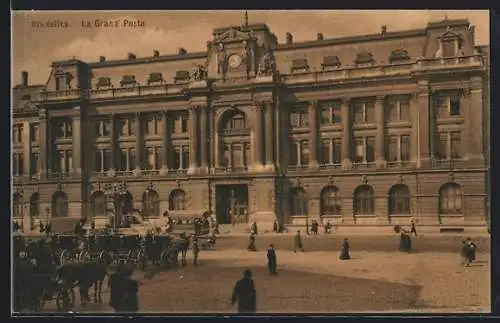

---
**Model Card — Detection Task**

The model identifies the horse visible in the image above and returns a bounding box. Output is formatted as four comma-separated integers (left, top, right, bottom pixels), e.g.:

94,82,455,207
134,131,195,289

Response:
56,262,108,305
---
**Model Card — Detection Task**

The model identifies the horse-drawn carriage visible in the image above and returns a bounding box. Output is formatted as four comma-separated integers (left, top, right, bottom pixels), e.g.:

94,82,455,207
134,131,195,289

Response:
51,235,81,265
77,234,113,265
109,234,143,266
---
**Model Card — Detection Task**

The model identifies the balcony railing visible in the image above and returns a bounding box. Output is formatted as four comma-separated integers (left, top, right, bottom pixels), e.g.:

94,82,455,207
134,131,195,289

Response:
91,171,109,177
287,165,309,172
431,158,468,169
167,169,188,176
214,166,249,174
40,89,82,101
351,162,377,169
46,171,75,179
141,169,161,176
115,170,134,177
318,163,343,170
219,128,251,136
387,161,415,169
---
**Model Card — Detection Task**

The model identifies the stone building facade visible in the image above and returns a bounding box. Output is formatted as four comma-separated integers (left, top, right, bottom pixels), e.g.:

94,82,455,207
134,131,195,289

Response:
12,18,489,232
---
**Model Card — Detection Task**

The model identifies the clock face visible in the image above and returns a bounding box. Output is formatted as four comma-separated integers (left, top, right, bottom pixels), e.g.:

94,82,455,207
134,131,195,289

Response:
228,54,242,68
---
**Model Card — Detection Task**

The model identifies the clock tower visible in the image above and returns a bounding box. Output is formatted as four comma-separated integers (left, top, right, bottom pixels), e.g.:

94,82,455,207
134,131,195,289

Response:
206,21,278,81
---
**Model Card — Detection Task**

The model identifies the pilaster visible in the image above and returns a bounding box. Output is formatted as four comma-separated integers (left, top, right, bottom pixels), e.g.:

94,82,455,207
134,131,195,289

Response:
38,109,48,176
375,96,386,168
341,98,352,170
308,100,319,170
108,114,116,176
264,101,275,170
466,77,485,162
72,106,82,175
161,111,170,175
187,107,199,174
22,121,31,176
252,103,265,171
417,80,431,168
134,112,143,175
410,92,419,164
199,105,209,173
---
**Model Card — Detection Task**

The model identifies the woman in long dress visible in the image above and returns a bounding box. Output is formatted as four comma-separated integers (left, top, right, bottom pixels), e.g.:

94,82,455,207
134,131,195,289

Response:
339,238,350,260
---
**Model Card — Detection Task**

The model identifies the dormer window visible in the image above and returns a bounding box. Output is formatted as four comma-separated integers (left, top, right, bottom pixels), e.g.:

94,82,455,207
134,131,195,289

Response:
147,72,164,85
437,28,462,58
291,58,310,73
96,77,111,89
120,75,137,87
174,70,190,84
321,56,341,70
389,49,411,64
355,51,374,66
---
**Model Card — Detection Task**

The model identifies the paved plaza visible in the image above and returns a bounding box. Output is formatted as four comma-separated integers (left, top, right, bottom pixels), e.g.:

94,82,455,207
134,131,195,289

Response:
37,234,490,314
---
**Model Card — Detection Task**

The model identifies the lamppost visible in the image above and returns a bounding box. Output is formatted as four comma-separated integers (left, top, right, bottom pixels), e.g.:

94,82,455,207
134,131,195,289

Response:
103,178,128,231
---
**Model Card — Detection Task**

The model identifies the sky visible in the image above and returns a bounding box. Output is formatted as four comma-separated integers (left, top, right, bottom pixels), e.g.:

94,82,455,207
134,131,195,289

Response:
12,10,490,86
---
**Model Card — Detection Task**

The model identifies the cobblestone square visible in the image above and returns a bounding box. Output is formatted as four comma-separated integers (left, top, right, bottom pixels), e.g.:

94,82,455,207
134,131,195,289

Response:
38,235,490,314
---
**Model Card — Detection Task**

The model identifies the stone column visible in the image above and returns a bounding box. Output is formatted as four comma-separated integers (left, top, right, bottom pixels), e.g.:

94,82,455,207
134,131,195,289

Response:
253,104,265,171
341,98,352,169
134,113,143,174
410,93,419,164
308,100,319,169
467,76,484,162
109,114,116,176
199,106,209,172
264,101,275,170
72,106,82,175
187,107,198,174
416,80,431,168
375,96,386,168
38,109,48,177
161,111,170,175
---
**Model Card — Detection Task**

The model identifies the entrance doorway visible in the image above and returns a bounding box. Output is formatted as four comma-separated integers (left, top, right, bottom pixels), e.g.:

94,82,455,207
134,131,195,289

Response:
215,184,249,225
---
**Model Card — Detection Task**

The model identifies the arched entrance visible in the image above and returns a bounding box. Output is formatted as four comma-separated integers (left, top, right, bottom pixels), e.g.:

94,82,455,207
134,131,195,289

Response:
215,184,249,224
51,191,69,218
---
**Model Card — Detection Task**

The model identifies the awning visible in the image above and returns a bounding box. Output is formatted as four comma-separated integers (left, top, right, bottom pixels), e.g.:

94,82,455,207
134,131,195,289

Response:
50,218,81,234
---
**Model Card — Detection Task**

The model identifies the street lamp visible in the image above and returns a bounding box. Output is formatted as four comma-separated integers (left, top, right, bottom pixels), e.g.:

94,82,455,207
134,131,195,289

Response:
103,178,128,231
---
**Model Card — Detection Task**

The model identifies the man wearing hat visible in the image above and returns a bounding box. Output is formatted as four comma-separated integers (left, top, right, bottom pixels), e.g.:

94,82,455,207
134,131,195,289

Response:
119,264,139,312
192,237,200,266
108,264,124,312
231,269,256,313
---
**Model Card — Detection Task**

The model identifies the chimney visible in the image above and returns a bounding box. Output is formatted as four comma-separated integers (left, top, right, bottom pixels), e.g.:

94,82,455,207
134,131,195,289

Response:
21,71,28,87
381,25,387,35
127,52,136,60
178,48,187,55
99,56,106,63
317,33,324,41
286,32,293,44
153,50,160,57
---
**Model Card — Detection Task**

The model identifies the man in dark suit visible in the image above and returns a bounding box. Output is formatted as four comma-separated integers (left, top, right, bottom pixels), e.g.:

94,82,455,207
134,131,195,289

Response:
231,269,256,313
294,230,304,253
267,244,277,275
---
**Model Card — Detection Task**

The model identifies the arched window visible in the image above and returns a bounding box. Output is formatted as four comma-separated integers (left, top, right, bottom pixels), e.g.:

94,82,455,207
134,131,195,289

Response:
320,186,341,216
13,193,22,218
91,191,106,218
169,190,186,211
219,109,251,169
353,185,375,215
142,189,160,217
388,184,411,215
289,187,308,216
51,191,68,218
439,183,462,214
30,193,40,218
220,110,247,131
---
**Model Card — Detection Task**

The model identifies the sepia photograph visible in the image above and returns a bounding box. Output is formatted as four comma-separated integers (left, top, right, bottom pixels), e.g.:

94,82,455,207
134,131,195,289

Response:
11,10,490,314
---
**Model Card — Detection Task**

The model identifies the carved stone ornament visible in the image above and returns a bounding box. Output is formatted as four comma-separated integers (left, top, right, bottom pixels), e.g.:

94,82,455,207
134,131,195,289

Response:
448,172,456,183
57,182,63,191
398,175,404,184
361,175,368,185
176,179,182,188
328,175,335,186
191,64,207,81
257,49,275,76
294,177,301,187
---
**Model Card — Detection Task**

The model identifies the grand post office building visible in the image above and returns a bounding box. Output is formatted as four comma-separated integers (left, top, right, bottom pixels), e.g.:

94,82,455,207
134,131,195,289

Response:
12,18,490,232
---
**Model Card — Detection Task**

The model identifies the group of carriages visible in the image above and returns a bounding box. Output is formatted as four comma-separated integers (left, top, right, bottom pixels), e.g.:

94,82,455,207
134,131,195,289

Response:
13,226,210,313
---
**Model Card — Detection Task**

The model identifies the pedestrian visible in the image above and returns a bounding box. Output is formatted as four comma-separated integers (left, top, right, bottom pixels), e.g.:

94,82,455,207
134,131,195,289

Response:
466,237,477,263
192,237,200,266
294,230,304,253
267,244,277,275
231,269,257,313
410,218,418,236
108,264,124,312
324,221,332,234
460,240,470,266
251,221,258,235
339,238,350,260
305,219,310,235
272,221,278,233
119,265,139,313
311,220,318,236
247,233,257,252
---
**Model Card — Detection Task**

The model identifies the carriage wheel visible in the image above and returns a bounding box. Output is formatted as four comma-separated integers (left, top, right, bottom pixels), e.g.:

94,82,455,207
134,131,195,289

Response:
56,287,75,312
59,250,70,266
79,251,90,263
126,251,133,263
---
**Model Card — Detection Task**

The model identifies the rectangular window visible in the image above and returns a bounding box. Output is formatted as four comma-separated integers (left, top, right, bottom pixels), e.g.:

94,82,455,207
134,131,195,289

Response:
30,124,39,142
319,102,341,125
13,154,18,175
289,109,309,128
401,135,410,161
436,97,448,118
436,132,448,160
320,139,330,164
118,149,127,171
354,138,364,163
30,152,39,174
120,119,128,136
155,148,162,170
442,39,455,58
301,140,309,166
232,144,242,167
94,151,102,172
181,146,189,169
173,148,181,169
289,141,298,166
145,148,154,170
333,139,342,164
365,102,375,122
450,96,461,116
146,115,160,135
388,136,399,162
94,121,103,137
181,116,189,133
57,150,64,172
365,137,375,162
13,153,24,175
65,150,73,173
450,132,462,158
129,148,136,170
103,149,111,171
353,102,364,124
103,120,111,136
244,142,251,166
66,122,72,137
387,101,399,121
223,145,230,167
400,100,410,121
129,117,136,136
